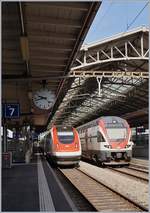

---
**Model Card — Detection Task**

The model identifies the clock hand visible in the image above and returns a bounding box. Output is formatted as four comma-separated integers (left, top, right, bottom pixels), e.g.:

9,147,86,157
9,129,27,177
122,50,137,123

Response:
34,98,53,105
34,98,44,101
38,95,47,99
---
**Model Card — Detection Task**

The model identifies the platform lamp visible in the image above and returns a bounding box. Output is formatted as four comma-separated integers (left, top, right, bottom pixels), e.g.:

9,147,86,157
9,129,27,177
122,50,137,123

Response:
20,36,30,61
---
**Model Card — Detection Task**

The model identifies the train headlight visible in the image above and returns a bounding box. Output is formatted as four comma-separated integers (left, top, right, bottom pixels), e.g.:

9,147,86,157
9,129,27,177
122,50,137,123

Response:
75,143,78,148
104,145,111,149
125,144,131,148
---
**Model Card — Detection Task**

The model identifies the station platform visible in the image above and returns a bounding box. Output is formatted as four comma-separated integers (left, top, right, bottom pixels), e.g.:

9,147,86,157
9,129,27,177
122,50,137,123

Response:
2,154,76,212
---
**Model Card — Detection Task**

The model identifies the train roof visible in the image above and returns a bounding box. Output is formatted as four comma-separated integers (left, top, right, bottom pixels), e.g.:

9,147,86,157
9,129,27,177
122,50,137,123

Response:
77,116,127,130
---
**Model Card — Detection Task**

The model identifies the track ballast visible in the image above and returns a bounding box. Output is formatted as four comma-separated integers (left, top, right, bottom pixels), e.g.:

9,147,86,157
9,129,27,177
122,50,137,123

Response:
59,167,147,212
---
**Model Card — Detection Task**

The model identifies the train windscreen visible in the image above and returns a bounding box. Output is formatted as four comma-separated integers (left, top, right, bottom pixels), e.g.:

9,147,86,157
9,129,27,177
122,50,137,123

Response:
57,132,74,144
106,128,127,140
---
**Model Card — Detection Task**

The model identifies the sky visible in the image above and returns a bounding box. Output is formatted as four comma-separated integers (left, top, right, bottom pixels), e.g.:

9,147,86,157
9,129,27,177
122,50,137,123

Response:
84,0,149,44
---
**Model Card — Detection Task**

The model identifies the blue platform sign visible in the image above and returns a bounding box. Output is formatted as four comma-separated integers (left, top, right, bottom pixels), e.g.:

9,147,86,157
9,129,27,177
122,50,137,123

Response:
4,103,20,118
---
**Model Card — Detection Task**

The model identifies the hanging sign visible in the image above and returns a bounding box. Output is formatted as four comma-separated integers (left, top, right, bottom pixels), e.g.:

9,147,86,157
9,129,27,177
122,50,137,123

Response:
4,103,20,118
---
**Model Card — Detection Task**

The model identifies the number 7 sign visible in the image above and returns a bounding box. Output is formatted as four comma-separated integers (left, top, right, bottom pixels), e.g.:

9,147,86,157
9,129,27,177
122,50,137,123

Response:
4,104,20,118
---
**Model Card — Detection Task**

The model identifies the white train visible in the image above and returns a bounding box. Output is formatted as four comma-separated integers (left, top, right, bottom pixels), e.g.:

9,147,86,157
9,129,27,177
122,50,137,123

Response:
77,116,134,165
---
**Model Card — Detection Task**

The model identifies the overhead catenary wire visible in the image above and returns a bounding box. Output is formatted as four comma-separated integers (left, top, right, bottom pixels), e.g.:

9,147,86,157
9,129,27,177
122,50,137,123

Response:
86,1,149,43
127,1,149,30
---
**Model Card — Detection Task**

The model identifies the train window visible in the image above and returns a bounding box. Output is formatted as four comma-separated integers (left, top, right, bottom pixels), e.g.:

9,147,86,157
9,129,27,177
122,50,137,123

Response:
97,131,105,142
106,128,127,140
106,123,124,128
57,132,74,144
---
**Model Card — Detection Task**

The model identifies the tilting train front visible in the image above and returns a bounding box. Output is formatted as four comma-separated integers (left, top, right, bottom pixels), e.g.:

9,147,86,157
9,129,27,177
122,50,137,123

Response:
78,116,133,165
41,126,81,166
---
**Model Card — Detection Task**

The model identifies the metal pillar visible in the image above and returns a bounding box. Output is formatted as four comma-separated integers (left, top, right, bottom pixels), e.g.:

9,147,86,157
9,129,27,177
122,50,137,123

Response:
3,121,7,152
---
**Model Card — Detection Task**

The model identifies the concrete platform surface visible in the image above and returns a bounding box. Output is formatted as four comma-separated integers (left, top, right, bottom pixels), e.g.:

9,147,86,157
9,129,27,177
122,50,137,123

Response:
2,158,39,211
2,154,75,212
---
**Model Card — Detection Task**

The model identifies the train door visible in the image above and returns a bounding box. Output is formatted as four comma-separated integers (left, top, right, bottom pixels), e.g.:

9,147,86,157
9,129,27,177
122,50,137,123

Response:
48,133,52,154
79,129,86,158
91,126,98,158
88,127,93,158
45,133,52,154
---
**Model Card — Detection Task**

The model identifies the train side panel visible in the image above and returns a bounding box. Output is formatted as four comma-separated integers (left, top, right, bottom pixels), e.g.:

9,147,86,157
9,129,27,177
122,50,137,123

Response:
81,125,100,160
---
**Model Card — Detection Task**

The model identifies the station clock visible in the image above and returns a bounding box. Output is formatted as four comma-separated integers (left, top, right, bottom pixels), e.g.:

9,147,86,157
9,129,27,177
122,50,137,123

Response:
32,88,55,110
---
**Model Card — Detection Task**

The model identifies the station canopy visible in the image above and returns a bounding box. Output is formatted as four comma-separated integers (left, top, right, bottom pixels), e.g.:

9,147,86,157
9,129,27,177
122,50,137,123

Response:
2,2,101,132
49,27,149,129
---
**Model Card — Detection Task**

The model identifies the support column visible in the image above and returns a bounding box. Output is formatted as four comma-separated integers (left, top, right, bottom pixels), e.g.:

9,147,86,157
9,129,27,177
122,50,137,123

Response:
3,121,7,152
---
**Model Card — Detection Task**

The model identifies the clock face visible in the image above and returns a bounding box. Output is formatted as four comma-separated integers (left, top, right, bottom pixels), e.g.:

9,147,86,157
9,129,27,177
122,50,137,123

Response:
33,88,55,110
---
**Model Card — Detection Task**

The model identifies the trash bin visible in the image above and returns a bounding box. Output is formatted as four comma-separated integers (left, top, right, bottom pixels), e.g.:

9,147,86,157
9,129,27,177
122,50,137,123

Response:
2,152,12,168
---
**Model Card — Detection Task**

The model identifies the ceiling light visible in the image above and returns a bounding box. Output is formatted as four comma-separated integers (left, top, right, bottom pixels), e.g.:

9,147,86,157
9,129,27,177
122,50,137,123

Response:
20,36,29,61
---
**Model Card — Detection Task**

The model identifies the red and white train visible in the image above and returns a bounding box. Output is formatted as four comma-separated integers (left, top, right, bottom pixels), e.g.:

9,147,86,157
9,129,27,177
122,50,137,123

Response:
78,116,133,165
40,126,81,166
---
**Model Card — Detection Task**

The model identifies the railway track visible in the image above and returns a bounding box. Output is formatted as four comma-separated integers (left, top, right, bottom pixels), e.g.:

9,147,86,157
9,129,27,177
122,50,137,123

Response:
108,167,148,182
54,168,97,211
129,162,149,171
128,165,148,173
47,157,97,212
130,159,149,171
82,158,148,182
59,167,148,212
